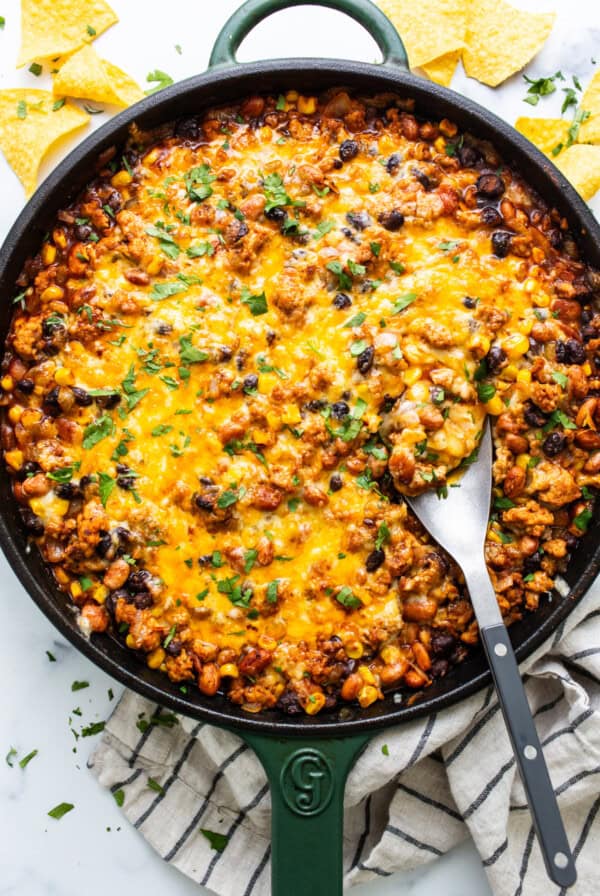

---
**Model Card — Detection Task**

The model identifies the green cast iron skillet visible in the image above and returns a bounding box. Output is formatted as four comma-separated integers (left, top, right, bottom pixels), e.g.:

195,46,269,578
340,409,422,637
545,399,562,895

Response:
1,1,599,892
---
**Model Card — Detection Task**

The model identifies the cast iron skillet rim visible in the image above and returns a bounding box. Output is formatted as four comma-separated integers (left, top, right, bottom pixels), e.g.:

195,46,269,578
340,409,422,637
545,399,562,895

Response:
1,57,599,736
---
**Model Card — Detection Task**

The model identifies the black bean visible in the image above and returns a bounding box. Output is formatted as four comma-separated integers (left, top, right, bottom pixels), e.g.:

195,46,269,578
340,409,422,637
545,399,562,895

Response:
413,169,432,190
243,373,258,392
523,400,547,428
117,476,136,490
198,476,214,486
458,144,483,168
462,296,477,309
235,351,247,371
75,224,92,242
346,210,372,231
357,345,375,374
365,548,385,572
523,550,543,575
480,206,503,226
95,533,113,558
218,345,233,362
127,569,152,592
543,432,567,457
16,460,41,481
386,153,401,173
72,386,93,406
332,158,343,170
430,632,456,656
132,592,153,610
195,492,215,512
116,463,131,475
277,690,303,714
379,394,396,414
378,209,404,231
96,391,121,409
339,139,359,162
55,482,81,500
155,322,173,335
165,638,182,656
333,292,352,309
476,172,505,199
43,386,61,417
79,475,94,489
306,399,327,412
114,526,132,544
265,206,286,222
175,117,201,140
42,315,65,337
430,658,450,678
331,400,350,419
233,220,249,242
329,473,343,492
491,231,512,258
16,377,34,395
486,345,507,374
565,338,586,365
548,228,563,249
19,508,44,536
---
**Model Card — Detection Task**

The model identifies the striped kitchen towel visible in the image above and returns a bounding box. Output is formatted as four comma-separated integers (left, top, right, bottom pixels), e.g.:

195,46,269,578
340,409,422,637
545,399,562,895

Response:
90,579,600,896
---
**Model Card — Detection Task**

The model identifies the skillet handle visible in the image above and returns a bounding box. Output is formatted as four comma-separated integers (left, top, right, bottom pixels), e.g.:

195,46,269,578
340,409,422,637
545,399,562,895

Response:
208,0,409,69
240,731,369,895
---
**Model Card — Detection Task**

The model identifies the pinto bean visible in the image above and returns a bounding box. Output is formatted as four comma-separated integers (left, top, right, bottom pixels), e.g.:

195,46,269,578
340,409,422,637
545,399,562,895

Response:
340,672,362,701
239,648,272,676
22,473,50,497
503,465,526,499
198,662,221,696
505,433,529,455
80,601,109,633
250,484,283,510
402,595,438,622
103,557,131,590
412,642,431,672
574,429,600,450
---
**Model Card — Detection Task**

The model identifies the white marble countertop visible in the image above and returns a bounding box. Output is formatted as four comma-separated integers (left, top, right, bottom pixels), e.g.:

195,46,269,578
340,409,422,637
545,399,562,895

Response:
1,1,599,893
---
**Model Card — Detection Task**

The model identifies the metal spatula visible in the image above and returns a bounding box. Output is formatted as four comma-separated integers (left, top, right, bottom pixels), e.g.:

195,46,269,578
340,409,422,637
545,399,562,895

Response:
405,421,577,888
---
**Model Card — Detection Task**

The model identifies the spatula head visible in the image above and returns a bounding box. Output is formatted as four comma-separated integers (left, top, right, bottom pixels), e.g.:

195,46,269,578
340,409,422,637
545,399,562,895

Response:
405,421,493,570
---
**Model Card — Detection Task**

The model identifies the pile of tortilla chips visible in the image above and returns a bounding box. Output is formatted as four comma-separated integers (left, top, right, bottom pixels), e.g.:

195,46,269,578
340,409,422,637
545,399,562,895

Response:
377,0,555,88
515,71,600,200
0,0,143,196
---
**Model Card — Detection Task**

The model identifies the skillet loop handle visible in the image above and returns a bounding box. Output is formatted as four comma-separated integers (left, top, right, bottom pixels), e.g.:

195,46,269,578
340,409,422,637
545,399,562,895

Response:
240,732,369,896
208,0,409,70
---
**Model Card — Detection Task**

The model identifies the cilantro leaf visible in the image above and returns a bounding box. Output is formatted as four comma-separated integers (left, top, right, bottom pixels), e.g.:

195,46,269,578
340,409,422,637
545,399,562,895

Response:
240,287,268,316
145,70,174,95
82,415,114,450
335,586,362,609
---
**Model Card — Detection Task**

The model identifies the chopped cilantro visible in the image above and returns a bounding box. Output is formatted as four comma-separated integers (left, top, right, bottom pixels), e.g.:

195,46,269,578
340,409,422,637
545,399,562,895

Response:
48,802,74,820
82,415,114,450
335,586,362,609
145,69,174,95
184,163,215,202
240,287,268,316
391,292,417,314
201,829,228,852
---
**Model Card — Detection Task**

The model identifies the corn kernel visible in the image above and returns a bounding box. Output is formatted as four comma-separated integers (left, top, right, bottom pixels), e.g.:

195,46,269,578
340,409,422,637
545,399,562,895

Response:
533,293,550,308
42,243,57,265
70,581,82,599
93,584,109,604
252,429,271,445
468,334,490,358
516,453,530,469
266,411,282,430
358,685,379,708
147,647,166,669
358,664,376,685
258,634,277,651
583,362,592,376
297,96,317,114
55,568,69,585
381,645,401,665
286,90,299,101
501,363,518,381
146,255,163,276
446,434,466,457
8,405,23,424
281,404,301,425
487,529,502,544
54,367,73,386
52,229,67,249
40,285,65,302
1,375,14,391
29,497,46,516
485,395,505,416
4,449,23,470
305,692,326,714
219,663,239,678
345,640,364,659
439,119,457,137
126,633,136,649
502,332,530,360
516,369,531,386
20,408,43,428
518,316,533,336
53,498,70,517
111,169,133,187
403,366,422,387
433,136,446,153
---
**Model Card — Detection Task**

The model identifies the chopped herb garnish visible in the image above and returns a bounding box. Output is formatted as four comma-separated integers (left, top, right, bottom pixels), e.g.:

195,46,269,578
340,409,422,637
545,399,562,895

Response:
523,71,564,105
48,802,74,820
145,69,174,95
342,311,366,328
552,371,568,389
240,287,268,316
19,749,38,769
574,508,593,532
313,220,335,240
335,585,362,609
375,521,390,550
146,224,180,259
71,680,90,692
151,279,188,301
179,335,208,364
98,472,115,507
147,777,165,795
28,63,42,76
16,100,27,119
391,292,417,314
113,789,125,807
477,382,496,403
5,747,17,767
266,580,280,603
82,415,115,450
184,163,215,202
201,829,228,852
81,722,105,738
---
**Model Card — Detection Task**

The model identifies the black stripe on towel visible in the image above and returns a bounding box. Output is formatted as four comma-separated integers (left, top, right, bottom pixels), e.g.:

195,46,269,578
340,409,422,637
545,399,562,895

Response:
397,781,462,821
163,742,248,861
134,721,203,828
558,794,600,896
386,823,444,856
201,783,269,886
242,843,271,896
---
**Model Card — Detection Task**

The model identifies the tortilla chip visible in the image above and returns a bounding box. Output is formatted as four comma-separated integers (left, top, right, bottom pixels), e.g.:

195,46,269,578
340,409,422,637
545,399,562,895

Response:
463,0,555,88
376,0,466,69
17,0,118,67
0,90,88,196
514,117,570,159
53,45,143,107
554,144,600,201
421,51,461,88
578,71,600,144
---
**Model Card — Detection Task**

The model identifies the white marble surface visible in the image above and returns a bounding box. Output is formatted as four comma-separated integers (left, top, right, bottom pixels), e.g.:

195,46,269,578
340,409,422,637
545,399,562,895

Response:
1,1,599,894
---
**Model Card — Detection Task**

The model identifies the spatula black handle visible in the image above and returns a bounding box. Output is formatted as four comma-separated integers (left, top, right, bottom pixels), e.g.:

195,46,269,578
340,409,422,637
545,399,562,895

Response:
480,623,576,888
